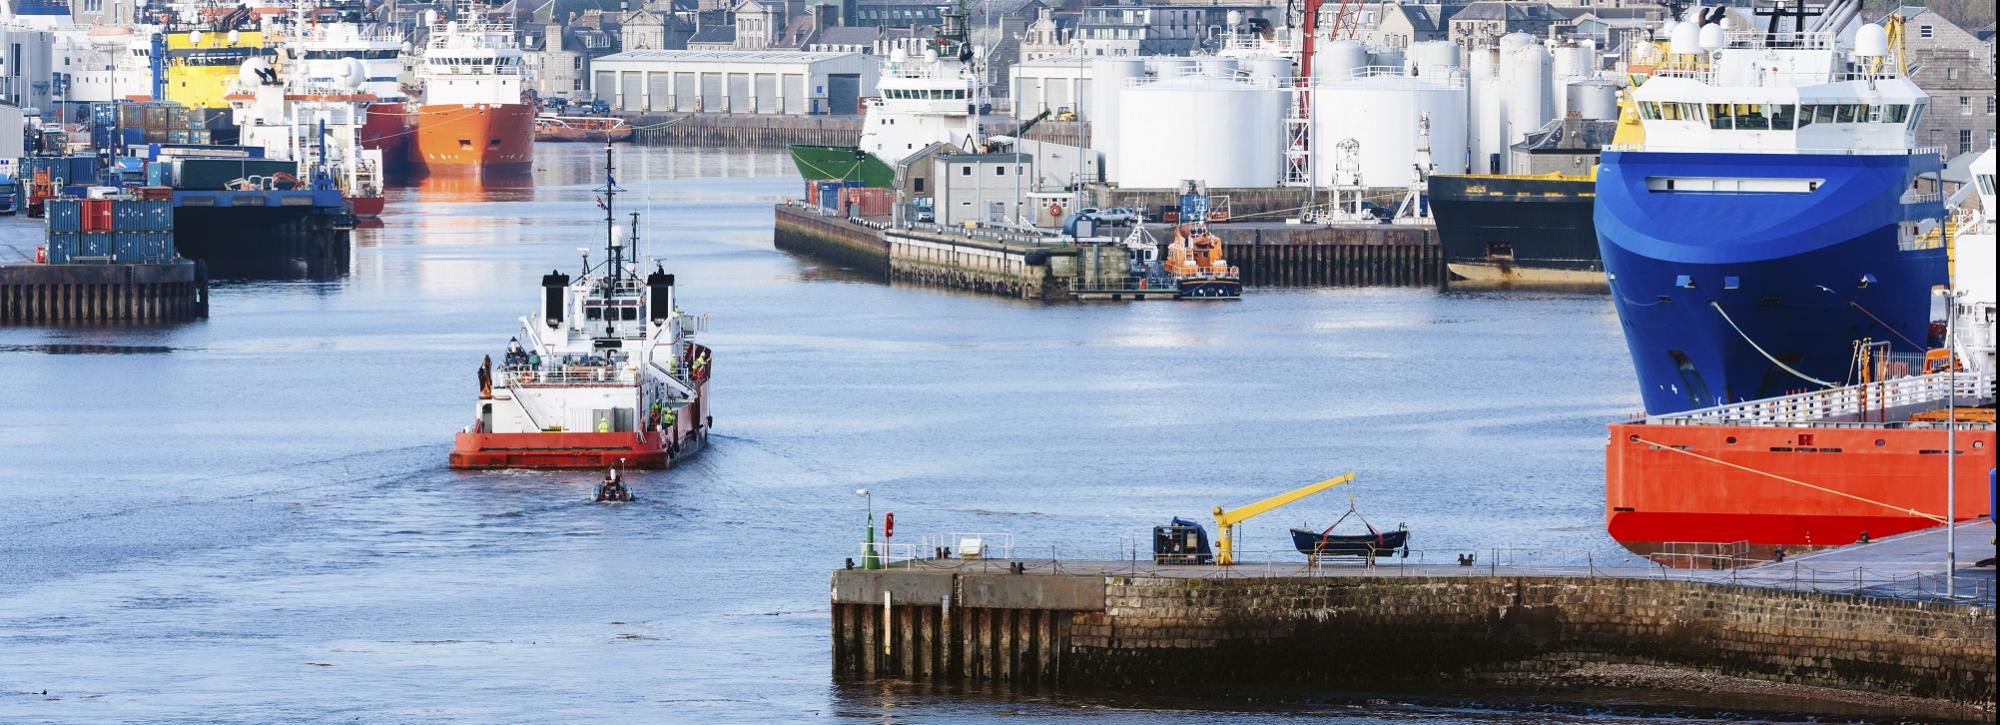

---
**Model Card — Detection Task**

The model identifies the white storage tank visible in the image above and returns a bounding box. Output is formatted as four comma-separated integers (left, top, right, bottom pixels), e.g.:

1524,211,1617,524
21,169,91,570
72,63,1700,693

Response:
1467,48,1502,174
1090,57,1148,182
1116,76,1283,188
1549,40,1596,117
1149,56,1193,79
1498,35,1551,172
1244,55,1292,86
1405,40,1460,80
1314,40,1367,82
1567,79,1620,120
1200,56,1241,78
1311,75,1468,187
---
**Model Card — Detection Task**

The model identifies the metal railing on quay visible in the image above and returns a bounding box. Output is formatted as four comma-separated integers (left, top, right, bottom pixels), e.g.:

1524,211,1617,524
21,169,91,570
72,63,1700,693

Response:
1647,372,1994,427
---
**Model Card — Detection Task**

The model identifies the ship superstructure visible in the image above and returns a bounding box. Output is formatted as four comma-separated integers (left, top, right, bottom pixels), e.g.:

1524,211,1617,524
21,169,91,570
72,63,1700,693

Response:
451,147,712,469
787,4,981,187
408,2,534,177
227,54,388,217
1595,0,1948,415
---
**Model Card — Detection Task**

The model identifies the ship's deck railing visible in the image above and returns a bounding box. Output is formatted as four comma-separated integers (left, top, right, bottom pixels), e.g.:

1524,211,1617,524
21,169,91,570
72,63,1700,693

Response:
498,365,638,387
1601,143,1944,156
1646,372,1996,427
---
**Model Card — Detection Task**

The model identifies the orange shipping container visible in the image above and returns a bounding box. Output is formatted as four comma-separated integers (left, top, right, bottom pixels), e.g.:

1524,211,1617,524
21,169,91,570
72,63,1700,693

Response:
842,187,893,218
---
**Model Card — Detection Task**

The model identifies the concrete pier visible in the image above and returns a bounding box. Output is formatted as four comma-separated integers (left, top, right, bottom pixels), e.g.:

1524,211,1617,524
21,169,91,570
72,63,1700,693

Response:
775,204,1443,298
0,260,209,324
831,528,1996,721
0,230,210,324
625,114,1088,149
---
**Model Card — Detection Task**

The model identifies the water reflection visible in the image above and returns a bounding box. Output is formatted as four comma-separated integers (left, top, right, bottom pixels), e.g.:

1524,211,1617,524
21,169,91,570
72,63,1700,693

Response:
392,172,539,204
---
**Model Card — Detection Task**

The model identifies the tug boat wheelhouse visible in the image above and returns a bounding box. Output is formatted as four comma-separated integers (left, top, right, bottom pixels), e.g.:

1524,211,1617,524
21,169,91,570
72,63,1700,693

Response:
450,147,712,469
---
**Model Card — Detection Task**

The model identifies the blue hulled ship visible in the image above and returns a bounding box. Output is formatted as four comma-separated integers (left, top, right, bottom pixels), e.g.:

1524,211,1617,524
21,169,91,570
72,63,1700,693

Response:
1596,2,1948,414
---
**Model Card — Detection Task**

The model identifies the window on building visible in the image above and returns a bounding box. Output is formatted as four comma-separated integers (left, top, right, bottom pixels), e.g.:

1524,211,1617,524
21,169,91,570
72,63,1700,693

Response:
995,166,1005,175
1962,129,1974,153
1917,24,1932,38
960,166,971,176
1963,96,1973,115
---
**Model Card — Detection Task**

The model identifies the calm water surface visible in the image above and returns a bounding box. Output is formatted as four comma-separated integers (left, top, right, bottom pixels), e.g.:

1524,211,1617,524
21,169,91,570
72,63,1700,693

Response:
0,144,1754,723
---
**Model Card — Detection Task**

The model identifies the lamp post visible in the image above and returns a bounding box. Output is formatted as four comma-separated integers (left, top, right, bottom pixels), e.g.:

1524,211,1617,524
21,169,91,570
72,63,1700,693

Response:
857,488,878,569
1945,286,1958,598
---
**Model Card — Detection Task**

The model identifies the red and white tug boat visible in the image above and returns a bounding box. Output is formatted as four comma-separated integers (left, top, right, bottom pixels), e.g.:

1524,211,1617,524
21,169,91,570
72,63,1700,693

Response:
450,146,712,469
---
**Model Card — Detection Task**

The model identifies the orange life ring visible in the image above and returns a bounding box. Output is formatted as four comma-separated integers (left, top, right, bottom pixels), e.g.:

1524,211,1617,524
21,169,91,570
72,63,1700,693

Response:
1048,202,1063,217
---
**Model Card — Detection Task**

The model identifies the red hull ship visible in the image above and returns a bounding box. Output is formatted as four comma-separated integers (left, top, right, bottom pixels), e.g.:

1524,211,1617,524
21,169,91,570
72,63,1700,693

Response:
450,346,712,469
449,146,711,470
1607,372,1995,560
408,103,536,177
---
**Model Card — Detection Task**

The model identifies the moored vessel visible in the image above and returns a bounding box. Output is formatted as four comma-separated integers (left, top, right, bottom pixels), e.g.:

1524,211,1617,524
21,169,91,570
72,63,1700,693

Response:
1604,147,1996,561
786,6,980,187
1164,183,1242,299
1595,2,1947,415
1433,172,1600,285
450,147,712,469
534,114,634,143
409,4,534,178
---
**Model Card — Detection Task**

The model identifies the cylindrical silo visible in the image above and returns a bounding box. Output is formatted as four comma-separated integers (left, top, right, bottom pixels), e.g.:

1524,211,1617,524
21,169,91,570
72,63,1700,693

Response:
1498,36,1551,173
1311,75,1468,188
1567,79,1619,120
1314,40,1367,82
1090,56,1147,183
1366,47,1405,70
1149,56,1193,79
1244,55,1292,86
1405,40,1460,80
1467,47,1501,175
1116,76,1283,188
1201,56,1240,78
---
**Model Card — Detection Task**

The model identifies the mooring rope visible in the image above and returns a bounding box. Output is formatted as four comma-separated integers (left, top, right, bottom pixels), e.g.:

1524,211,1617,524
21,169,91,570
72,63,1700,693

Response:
1711,300,1839,388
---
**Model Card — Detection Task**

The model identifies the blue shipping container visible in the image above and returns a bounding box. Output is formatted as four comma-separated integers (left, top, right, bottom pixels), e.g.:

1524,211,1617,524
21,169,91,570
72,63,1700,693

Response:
45,231,76,264
79,232,112,259
47,199,80,232
816,181,844,210
147,231,174,260
113,231,143,261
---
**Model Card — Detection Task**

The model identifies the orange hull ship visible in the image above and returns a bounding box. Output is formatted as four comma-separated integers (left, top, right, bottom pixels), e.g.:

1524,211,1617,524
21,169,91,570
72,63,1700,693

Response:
1606,372,1995,561
408,103,536,177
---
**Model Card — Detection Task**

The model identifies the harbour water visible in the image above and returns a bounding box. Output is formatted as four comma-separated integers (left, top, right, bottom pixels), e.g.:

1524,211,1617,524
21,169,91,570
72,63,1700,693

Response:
0,144,1736,722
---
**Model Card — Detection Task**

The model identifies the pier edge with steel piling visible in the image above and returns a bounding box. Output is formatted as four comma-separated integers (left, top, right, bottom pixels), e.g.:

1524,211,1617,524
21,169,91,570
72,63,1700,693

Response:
830,560,1996,721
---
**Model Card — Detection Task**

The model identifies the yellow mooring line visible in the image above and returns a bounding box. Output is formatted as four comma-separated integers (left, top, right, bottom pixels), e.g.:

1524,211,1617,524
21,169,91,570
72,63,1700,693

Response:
1629,436,1949,524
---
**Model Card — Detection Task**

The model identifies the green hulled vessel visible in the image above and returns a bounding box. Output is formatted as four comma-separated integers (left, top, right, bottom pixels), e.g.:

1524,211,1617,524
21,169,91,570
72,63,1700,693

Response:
787,145,895,188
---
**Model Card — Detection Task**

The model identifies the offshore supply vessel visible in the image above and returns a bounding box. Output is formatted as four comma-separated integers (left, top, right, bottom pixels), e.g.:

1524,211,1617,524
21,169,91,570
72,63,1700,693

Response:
1606,150,1995,558
786,5,981,187
450,148,712,469
408,4,535,178
1595,1,1946,416
1595,1,1992,558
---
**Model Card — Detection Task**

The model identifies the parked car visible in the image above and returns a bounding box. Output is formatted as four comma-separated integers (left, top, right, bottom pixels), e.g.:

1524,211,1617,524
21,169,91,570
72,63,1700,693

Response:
1080,207,1140,226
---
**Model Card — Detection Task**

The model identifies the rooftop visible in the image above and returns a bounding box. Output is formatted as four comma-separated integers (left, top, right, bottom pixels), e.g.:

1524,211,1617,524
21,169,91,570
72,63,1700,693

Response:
597,49,864,63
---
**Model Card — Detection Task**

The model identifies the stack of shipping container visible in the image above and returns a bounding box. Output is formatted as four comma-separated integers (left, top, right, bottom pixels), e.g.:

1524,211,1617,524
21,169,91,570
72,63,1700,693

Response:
43,197,177,265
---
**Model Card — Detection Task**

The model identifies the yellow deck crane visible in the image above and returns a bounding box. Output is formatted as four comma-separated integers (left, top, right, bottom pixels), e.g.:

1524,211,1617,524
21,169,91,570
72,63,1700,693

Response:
1211,473,1356,565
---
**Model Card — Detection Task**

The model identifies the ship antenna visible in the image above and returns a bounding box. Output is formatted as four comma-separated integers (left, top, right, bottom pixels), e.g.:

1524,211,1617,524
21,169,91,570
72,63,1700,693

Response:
596,140,625,282
629,210,642,268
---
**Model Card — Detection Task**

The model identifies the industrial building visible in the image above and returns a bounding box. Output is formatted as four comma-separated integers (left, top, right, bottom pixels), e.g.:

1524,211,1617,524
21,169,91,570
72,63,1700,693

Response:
589,49,879,114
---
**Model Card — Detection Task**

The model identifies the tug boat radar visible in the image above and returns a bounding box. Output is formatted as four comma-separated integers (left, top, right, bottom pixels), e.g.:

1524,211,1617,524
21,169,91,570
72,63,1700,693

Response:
450,146,713,470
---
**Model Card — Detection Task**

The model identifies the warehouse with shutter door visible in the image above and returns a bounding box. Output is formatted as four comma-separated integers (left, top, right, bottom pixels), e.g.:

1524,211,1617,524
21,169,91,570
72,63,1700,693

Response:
589,50,880,115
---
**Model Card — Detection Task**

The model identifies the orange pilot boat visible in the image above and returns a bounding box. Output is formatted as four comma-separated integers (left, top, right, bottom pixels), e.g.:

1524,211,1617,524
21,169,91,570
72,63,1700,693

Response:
408,5,535,177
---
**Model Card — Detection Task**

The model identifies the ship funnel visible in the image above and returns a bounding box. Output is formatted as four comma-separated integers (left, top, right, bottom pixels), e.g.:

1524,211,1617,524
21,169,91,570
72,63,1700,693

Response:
647,270,675,323
542,271,570,327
